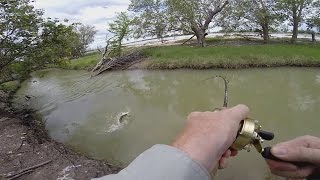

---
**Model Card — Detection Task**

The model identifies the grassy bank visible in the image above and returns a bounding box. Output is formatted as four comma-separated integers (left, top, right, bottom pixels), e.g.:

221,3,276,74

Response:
144,44,320,69
0,80,20,93
66,52,101,70
63,40,320,71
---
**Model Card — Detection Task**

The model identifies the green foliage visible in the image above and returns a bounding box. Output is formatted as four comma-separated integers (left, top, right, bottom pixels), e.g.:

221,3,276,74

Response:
0,0,43,70
276,0,317,42
166,0,229,46
108,12,133,57
26,19,79,69
129,0,170,41
221,0,283,41
144,43,320,69
0,81,20,93
0,0,86,81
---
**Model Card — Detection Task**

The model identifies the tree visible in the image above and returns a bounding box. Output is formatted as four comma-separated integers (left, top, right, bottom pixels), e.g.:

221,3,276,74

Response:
27,19,79,68
108,12,133,57
166,0,229,46
276,0,316,43
74,24,97,57
222,0,281,43
0,0,43,71
129,0,169,42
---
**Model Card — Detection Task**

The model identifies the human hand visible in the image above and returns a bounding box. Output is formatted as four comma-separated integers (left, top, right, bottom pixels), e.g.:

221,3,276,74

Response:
266,136,320,179
172,104,249,172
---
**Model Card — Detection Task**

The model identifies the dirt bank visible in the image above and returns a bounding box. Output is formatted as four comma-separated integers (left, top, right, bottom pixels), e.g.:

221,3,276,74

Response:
0,92,122,180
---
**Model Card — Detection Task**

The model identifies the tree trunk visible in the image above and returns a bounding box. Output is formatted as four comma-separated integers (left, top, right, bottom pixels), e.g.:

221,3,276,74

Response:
311,32,316,43
262,25,269,43
195,31,206,47
291,21,299,43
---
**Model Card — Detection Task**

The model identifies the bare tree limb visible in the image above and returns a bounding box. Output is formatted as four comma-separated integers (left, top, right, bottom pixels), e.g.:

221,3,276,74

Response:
182,34,196,45
5,160,52,178
203,1,229,30
7,170,33,180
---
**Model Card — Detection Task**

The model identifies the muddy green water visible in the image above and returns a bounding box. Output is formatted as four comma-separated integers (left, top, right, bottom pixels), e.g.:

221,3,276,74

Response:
14,68,320,180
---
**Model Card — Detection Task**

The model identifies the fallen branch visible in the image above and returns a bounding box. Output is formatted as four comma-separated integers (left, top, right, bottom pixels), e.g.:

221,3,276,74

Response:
182,35,196,45
7,170,33,180
5,160,52,178
92,51,145,76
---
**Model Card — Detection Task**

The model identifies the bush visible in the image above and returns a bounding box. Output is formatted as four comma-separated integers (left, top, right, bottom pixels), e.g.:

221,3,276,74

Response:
0,81,20,93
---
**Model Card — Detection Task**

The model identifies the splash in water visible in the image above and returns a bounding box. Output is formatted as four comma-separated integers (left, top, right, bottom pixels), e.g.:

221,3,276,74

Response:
105,109,131,133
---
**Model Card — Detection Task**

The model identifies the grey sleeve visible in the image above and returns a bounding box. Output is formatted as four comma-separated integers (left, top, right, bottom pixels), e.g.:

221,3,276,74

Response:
92,144,211,180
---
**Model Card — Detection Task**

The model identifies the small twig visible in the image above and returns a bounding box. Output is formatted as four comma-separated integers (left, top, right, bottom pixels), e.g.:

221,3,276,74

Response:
5,160,52,178
15,140,25,152
7,170,33,180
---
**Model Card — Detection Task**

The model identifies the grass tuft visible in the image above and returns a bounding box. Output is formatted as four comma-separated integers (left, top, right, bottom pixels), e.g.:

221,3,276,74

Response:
66,52,101,70
0,81,20,93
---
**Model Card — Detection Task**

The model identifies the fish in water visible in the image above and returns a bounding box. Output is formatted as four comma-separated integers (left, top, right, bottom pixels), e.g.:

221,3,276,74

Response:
118,112,129,124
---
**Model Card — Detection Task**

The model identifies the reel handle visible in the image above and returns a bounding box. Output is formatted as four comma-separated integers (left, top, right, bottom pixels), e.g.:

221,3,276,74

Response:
257,130,274,141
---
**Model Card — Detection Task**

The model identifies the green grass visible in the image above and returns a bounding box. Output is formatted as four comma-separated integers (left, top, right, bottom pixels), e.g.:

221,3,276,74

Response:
175,37,248,44
66,52,101,70
143,44,320,69
0,81,20,93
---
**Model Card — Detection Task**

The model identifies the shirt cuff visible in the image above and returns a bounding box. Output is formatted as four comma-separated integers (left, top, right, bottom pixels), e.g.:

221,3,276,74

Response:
123,144,211,180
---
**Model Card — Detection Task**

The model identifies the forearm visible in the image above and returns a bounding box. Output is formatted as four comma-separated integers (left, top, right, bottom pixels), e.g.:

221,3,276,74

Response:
93,145,211,180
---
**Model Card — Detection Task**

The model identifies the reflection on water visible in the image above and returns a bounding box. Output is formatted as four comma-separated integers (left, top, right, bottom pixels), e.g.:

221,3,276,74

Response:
14,68,320,180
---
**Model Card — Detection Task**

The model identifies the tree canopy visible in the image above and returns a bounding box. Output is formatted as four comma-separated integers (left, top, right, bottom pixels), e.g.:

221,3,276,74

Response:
129,0,170,42
0,0,43,71
108,12,133,57
0,0,97,81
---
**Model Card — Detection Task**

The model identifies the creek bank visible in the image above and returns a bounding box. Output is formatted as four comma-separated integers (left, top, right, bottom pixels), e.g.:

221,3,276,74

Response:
0,91,122,180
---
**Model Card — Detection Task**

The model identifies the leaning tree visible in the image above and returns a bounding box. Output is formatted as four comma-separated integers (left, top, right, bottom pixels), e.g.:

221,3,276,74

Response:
166,0,229,47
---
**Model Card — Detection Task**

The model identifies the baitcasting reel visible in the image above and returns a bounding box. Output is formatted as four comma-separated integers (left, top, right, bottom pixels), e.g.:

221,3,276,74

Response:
231,118,274,153
231,118,320,180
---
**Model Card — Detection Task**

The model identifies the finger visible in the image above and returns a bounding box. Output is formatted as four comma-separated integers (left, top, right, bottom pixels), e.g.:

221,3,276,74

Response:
269,166,316,179
271,146,320,165
275,136,320,149
213,108,221,112
219,157,229,169
222,149,231,158
225,104,250,123
230,149,238,157
266,160,298,171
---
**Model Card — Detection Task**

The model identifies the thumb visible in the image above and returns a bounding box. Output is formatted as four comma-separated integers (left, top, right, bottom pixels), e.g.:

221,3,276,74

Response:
272,146,320,166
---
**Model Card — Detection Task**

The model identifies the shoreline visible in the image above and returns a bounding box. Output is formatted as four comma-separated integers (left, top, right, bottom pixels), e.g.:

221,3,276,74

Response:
0,93,122,180
65,41,320,72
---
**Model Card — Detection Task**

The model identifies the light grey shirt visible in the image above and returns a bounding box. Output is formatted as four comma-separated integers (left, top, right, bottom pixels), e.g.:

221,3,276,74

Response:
93,144,211,180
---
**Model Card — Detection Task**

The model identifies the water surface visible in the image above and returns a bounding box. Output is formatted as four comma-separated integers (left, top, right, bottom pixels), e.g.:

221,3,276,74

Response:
14,68,320,180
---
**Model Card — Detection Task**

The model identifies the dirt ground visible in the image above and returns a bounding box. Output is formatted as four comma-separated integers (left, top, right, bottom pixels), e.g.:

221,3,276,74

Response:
0,110,121,180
